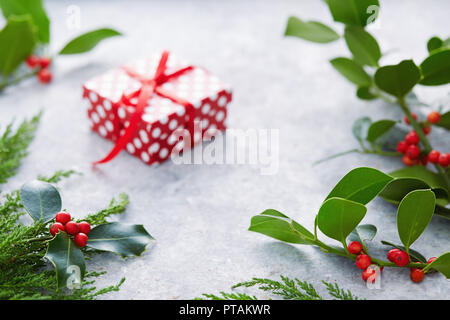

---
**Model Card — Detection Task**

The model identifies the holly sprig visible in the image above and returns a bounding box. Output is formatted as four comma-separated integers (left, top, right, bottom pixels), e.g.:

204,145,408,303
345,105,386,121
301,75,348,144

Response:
249,167,450,285
18,179,154,290
285,0,449,212
0,0,121,91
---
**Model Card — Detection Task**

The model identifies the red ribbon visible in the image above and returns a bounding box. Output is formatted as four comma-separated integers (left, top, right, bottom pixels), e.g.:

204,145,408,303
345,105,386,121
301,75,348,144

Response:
93,51,194,165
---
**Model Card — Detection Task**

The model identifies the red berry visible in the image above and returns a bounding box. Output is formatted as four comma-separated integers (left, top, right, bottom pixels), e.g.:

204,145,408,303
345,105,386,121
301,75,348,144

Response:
404,113,417,125
74,233,88,247
26,55,39,68
355,254,372,270
422,125,431,135
402,155,415,166
396,141,408,154
405,131,420,145
50,222,65,236
55,211,71,224
78,221,91,235
427,257,437,264
387,248,402,262
362,267,377,282
38,57,51,69
65,221,79,235
37,68,52,83
428,150,440,163
410,269,424,283
438,154,449,167
427,111,441,124
410,261,422,271
393,250,409,267
406,145,420,160
348,241,362,255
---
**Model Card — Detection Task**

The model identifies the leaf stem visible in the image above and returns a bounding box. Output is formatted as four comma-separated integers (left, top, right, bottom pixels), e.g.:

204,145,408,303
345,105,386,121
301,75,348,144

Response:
0,70,38,92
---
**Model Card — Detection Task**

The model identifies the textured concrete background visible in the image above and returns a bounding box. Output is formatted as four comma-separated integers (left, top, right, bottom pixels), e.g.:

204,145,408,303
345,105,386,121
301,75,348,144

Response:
1,0,449,299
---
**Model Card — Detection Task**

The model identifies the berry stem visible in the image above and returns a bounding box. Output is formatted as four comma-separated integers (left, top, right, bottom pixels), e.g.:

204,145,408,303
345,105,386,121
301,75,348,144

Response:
398,97,450,189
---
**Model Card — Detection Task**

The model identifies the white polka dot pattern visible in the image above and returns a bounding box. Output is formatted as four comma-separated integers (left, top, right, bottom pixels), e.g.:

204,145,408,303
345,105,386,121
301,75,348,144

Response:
83,52,232,165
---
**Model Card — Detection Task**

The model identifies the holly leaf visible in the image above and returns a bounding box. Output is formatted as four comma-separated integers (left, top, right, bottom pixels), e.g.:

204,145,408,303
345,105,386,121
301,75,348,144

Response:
352,116,372,145
330,57,372,86
420,50,450,86
45,232,86,289
374,60,421,98
59,28,122,55
0,0,49,43
20,180,62,223
434,110,450,130
397,189,435,253
381,240,427,263
86,222,154,258
427,36,444,53
325,167,394,205
0,15,36,76
317,197,367,243
356,86,377,100
388,166,449,200
325,0,380,27
248,209,316,245
344,26,381,66
425,252,450,278
284,16,340,43
348,224,377,243
366,119,396,143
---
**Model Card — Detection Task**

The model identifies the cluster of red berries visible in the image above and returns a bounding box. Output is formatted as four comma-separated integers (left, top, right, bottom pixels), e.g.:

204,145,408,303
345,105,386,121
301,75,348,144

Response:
348,241,383,283
387,248,436,283
49,211,91,247
396,111,449,167
26,55,52,84
348,241,435,283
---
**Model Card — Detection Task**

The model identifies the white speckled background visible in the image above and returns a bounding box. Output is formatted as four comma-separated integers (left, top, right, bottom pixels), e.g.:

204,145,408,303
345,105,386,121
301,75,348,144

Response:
1,0,449,299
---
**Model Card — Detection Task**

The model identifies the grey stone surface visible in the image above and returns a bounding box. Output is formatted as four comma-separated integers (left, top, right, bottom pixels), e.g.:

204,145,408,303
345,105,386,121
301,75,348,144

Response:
1,0,449,299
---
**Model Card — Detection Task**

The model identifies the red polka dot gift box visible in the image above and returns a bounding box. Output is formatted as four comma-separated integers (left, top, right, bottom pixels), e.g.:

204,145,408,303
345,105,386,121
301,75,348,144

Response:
82,50,232,165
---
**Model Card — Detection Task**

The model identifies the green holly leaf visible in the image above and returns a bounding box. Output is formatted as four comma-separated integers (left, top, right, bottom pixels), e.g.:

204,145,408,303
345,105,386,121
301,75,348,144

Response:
380,240,427,263
420,50,450,86
397,189,435,253
0,15,36,76
59,28,122,55
284,16,340,43
379,178,431,205
45,232,86,289
249,209,316,245
427,36,444,53
344,26,381,66
374,60,421,98
325,167,394,205
330,57,372,86
20,180,62,223
352,116,372,145
425,252,450,278
388,166,449,200
86,222,154,258
317,197,367,243
356,86,377,100
366,119,396,143
348,224,377,244
0,0,49,43
434,110,450,130
325,0,380,27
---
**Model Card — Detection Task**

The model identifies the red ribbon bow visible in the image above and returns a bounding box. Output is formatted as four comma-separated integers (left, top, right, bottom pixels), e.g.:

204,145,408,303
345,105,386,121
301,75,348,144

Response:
93,51,194,165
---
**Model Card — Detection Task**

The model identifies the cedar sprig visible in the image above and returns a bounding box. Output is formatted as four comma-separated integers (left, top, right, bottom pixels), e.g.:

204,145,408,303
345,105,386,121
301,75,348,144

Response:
0,112,41,184
197,276,362,300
